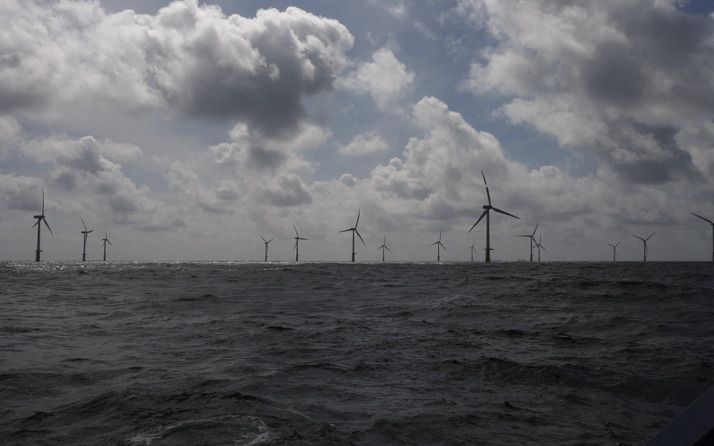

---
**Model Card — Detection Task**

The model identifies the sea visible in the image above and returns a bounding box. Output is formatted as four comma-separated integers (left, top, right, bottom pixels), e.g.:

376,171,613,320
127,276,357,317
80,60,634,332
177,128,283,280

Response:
1,261,713,445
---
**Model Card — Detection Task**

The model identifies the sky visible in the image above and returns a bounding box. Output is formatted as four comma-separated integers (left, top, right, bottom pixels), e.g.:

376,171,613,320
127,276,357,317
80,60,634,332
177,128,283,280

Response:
1,0,714,262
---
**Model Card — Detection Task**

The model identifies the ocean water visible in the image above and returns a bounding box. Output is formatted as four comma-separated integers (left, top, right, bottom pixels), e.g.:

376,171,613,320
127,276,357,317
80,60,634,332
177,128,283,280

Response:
1,261,713,445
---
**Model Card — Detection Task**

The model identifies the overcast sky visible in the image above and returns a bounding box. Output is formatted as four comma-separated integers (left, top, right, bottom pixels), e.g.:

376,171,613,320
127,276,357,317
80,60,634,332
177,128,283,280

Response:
1,0,713,262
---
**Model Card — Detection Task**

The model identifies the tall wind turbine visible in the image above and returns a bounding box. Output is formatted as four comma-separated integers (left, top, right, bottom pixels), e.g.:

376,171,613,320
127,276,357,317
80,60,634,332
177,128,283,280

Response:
607,241,621,262
377,236,390,262
431,231,446,262
293,225,307,262
535,234,547,263
691,212,714,264
518,223,539,262
260,235,273,262
32,187,53,262
80,218,94,262
102,225,112,261
469,170,519,263
339,209,365,262
470,241,476,263
632,233,655,262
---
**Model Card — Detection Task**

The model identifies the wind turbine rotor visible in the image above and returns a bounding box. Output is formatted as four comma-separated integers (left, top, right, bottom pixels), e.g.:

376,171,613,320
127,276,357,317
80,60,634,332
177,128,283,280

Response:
691,212,714,225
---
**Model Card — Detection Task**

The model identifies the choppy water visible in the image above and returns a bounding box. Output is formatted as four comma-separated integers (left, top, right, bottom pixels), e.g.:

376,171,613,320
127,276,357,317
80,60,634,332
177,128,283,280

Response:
1,261,713,445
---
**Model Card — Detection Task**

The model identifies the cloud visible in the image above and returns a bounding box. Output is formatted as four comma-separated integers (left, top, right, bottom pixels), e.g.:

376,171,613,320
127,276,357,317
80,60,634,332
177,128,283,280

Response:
0,174,43,211
339,48,414,112
0,1,354,136
263,174,313,207
338,131,389,156
460,0,714,184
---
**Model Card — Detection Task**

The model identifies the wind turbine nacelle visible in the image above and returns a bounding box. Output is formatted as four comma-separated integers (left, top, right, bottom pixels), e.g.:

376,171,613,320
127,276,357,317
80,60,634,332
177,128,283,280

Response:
482,205,490,210
34,215,43,219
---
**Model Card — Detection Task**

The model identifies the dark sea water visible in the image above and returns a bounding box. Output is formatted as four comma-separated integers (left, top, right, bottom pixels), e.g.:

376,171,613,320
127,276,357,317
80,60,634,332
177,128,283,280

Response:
1,261,713,445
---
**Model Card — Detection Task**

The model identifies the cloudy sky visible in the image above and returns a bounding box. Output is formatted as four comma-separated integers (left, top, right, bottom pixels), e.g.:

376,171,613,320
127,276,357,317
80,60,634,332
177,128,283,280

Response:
2,0,714,262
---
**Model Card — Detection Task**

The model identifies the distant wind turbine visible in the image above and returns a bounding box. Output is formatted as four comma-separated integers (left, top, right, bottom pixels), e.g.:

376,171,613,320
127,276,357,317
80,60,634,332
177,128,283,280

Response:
293,225,307,262
470,241,476,263
102,225,112,261
32,187,53,262
691,212,714,264
260,235,273,262
469,170,519,263
80,218,94,262
518,222,539,262
431,231,446,263
632,233,655,262
377,236,390,262
607,241,621,262
339,209,365,262
535,234,547,263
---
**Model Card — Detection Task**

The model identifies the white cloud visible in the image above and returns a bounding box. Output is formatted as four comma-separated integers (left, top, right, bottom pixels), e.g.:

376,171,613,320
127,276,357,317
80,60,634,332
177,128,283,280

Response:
459,0,714,184
338,131,389,156
338,48,414,112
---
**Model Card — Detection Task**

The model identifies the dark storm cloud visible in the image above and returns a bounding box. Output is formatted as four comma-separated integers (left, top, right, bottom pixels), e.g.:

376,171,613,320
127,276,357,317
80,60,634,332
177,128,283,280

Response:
247,146,286,170
0,1,353,136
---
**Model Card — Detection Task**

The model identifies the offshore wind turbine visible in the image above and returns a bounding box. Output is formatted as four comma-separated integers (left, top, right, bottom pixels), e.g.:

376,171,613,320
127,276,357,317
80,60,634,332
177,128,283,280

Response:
691,212,714,263
518,222,539,262
293,225,307,262
632,233,655,262
377,236,390,262
431,231,446,262
535,234,547,263
260,235,273,262
339,209,365,262
80,218,93,262
32,187,53,262
102,225,112,261
607,241,621,262
468,170,519,263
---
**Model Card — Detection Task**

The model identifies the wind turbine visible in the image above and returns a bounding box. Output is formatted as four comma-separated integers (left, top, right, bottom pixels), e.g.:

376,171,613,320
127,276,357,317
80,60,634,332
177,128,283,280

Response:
468,170,519,263
518,222,539,262
470,241,476,263
691,212,714,264
339,209,365,262
632,233,655,262
32,187,53,262
80,218,94,262
607,241,621,262
260,235,273,262
102,225,112,261
431,231,446,262
293,225,307,262
377,236,390,262
535,234,547,263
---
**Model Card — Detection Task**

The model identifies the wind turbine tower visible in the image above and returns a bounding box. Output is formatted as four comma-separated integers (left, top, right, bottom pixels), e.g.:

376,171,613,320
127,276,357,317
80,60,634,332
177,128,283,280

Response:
470,241,476,263
293,226,307,262
469,170,519,263
518,223,539,262
339,209,365,262
32,187,53,262
632,233,655,262
535,234,547,263
431,231,446,262
607,241,621,262
691,212,714,264
80,218,94,262
377,236,390,262
261,235,273,262
102,226,112,261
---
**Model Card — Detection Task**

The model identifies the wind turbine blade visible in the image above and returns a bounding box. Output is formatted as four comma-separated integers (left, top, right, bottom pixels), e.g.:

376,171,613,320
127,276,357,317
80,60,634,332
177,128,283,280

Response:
301,237,308,241
646,232,655,241
293,225,299,237
431,241,439,246
267,238,273,244
355,229,366,246
87,230,93,234
41,187,45,215
633,235,644,241
261,235,267,242
107,240,112,246
339,228,352,233
32,220,39,228
492,207,519,219
532,223,539,236
293,241,297,251
440,242,446,250
81,217,87,232
481,170,488,186
540,245,548,252
615,241,621,247
691,212,714,225
355,209,360,227
43,218,53,236
518,234,531,238
469,209,488,232
385,246,391,252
